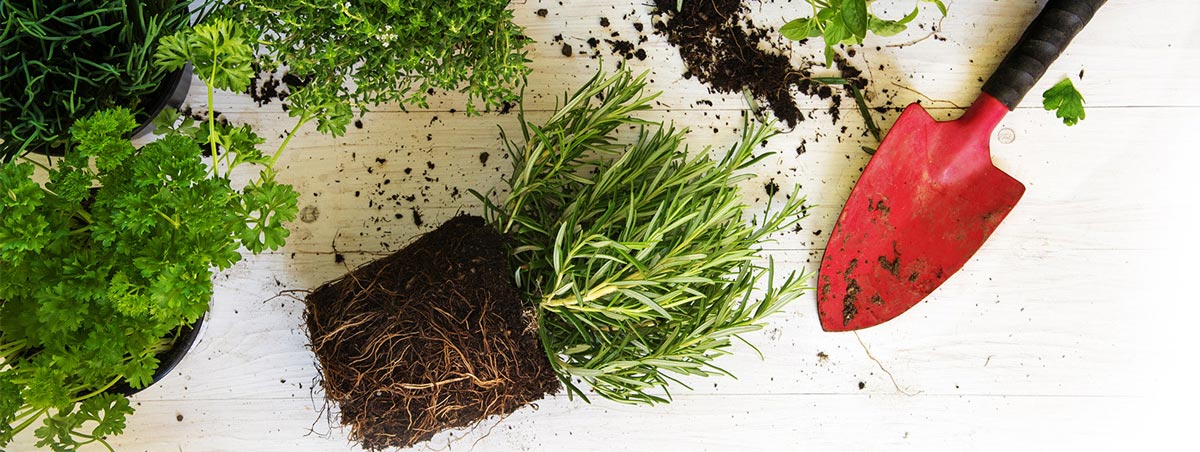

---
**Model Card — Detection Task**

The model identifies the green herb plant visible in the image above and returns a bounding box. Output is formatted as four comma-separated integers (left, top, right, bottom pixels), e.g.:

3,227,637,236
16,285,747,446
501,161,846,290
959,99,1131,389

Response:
0,19,301,451
0,0,203,161
218,0,532,136
781,0,948,66
1043,77,1086,126
481,70,810,404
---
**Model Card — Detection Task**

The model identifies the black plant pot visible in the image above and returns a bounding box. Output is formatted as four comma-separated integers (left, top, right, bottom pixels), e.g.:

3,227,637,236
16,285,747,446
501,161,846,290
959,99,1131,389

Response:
28,63,192,157
130,63,194,139
109,310,207,396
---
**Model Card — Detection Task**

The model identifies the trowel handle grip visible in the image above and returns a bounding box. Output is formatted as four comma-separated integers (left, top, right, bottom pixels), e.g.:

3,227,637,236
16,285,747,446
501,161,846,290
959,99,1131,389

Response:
981,0,1105,110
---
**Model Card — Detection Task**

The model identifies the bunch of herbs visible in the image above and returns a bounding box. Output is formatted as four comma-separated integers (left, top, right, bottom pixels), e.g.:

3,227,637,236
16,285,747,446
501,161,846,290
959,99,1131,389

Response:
0,19,301,451
481,69,810,404
217,0,532,136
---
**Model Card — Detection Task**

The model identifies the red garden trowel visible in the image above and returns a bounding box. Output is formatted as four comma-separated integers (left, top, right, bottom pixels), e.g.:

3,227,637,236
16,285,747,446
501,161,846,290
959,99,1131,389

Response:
816,0,1106,331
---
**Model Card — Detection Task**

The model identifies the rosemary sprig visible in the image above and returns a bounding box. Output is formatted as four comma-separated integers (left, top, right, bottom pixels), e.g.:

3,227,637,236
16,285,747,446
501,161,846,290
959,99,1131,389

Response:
481,69,810,404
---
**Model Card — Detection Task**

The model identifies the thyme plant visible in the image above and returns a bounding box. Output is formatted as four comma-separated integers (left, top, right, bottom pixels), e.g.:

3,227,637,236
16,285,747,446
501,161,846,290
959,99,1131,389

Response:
483,70,810,404
218,0,532,136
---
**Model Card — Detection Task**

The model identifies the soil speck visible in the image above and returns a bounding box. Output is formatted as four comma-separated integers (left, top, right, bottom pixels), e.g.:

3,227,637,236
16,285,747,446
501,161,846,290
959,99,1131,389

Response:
299,205,320,223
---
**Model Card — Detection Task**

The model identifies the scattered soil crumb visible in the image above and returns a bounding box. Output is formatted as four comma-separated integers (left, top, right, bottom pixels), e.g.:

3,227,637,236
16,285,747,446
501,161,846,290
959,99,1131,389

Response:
764,179,779,197
651,0,869,128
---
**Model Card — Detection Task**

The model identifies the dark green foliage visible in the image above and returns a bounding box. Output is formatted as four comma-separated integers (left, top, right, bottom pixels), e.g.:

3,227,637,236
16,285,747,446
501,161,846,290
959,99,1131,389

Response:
218,0,532,136
0,20,299,451
0,0,200,161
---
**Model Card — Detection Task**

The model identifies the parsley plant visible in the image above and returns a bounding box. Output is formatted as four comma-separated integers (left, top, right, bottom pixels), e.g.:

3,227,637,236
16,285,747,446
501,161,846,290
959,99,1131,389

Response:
1,19,301,451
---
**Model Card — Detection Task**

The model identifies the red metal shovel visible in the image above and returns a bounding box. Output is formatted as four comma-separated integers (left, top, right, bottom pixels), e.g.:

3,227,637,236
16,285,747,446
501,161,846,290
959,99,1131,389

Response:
816,0,1106,331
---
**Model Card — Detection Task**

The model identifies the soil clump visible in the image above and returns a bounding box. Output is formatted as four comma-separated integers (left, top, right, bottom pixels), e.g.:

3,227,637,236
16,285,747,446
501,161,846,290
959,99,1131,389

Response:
304,215,559,450
651,0,867,128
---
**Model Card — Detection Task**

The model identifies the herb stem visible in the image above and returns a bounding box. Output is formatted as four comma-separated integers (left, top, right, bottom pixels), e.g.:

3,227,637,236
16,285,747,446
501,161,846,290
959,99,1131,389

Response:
154,208,181,228
208,63,220,178
73,207,95,225
268,114,310,168
9,407,48,438
68,375,123,404
0,338,27,359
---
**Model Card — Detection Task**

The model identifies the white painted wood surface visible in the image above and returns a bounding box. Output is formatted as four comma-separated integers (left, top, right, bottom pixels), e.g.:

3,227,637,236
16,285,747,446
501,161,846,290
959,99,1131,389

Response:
11,0,1200,450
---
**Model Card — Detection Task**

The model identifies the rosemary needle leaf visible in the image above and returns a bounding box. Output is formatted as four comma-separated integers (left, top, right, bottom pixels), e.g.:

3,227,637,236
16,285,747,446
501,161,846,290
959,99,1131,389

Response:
485,68,810,405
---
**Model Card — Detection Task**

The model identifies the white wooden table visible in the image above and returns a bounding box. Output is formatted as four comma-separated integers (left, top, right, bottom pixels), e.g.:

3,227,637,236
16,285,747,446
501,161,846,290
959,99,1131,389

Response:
17,0,1199,450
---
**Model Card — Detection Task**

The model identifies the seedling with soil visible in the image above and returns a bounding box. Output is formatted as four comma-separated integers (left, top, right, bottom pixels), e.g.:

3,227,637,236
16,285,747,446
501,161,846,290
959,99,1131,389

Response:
304,69,810,449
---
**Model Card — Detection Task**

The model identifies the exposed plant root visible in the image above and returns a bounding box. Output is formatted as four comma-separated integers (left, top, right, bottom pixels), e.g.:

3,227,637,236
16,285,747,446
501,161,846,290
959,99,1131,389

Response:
304,215,560,450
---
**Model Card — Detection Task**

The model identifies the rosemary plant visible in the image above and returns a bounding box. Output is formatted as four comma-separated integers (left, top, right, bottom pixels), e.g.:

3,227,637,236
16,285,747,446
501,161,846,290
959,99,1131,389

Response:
0,0,203,161
482,70,810,404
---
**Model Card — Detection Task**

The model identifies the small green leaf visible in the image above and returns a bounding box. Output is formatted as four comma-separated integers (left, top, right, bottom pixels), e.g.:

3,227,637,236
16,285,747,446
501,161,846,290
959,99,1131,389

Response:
1042,78,1086,126
823,17,847,66
780,18,813,41
923,0,949,16
868,5,920,37
840,0,869,39
899,4,922,24
867,17,907,37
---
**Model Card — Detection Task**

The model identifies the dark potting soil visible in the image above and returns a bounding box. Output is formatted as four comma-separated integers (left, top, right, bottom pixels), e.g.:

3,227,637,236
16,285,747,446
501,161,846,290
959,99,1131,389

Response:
650,0,866,128
304,215,559,450
246,66,314,109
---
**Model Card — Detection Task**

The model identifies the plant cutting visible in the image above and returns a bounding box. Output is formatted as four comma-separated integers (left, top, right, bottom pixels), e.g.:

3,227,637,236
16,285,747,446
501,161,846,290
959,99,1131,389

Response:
781,0,947,65
216,0,532,136
0,0,204,161
304,68,809,449
0,19,303,451
1043,77,1087,126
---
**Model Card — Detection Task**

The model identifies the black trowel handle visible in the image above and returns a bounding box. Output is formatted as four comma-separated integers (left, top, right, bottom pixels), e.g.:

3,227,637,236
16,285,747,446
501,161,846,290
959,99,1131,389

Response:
981,0,1106,110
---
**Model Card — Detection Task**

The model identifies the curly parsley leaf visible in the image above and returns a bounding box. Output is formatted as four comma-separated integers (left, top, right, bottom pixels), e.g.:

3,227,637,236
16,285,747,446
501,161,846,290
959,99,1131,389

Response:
1042,78,1086,126
155,18,255,93
238,173,299,254
3,18,303,452
0,162,52,265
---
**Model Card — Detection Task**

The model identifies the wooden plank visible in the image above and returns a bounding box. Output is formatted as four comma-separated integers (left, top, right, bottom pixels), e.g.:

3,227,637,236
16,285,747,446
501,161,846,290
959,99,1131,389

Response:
70,393,1149,452
116,245,1144,405
9,1,1196,451
195,105,1187,253
201,0,1200,114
